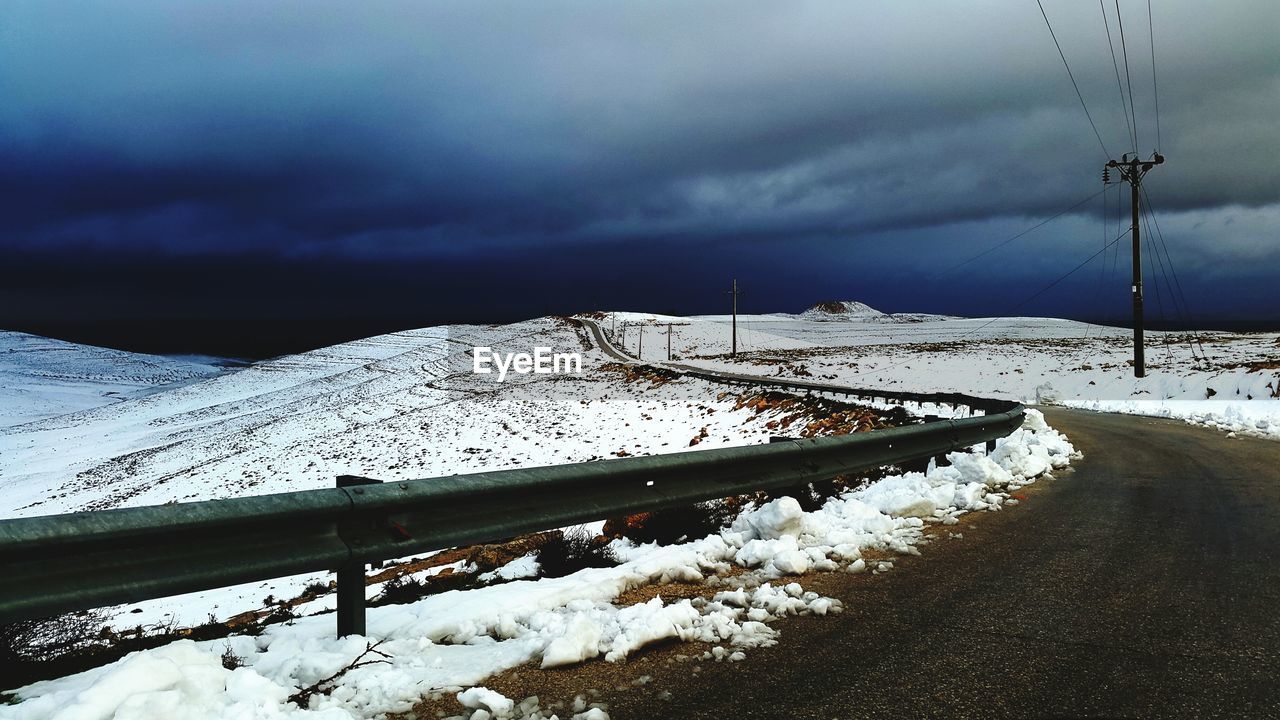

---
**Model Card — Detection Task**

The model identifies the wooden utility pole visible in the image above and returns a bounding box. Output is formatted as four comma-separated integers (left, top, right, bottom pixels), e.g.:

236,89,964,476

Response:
1105,151,1164,378
637,323,643,358
727,278,739,357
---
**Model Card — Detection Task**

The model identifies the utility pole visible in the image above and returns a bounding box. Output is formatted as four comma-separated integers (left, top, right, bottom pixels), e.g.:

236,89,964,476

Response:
726,278,739,357
637,323,643,359
665,321,691,361
1105,151,1164,378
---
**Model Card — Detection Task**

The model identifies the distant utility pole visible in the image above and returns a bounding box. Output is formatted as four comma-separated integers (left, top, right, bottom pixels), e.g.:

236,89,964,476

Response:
1105,151,1165,378
637,323,643,358
665,321,691,361
726,278,739,357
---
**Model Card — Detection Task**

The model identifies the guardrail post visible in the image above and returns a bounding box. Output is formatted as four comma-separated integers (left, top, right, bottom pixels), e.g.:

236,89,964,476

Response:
922,415,950,468
336,475,382,637
336,560,366,638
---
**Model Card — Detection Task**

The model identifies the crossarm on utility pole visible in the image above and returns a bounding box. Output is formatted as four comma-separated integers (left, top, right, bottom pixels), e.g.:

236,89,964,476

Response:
1105,152,1164,378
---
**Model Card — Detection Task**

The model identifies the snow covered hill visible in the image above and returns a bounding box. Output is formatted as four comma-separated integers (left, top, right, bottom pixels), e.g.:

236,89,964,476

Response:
0,319,798,520
2,311,1275,719
0,331,227,428
797,300,892,322
795,300,954,324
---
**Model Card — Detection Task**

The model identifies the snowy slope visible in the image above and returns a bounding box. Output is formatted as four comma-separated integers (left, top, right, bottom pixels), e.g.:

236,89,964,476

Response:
797,300,895,322
3,317,851,632
598,311,811,361
0,331,226,428
790,301,955,324
0,319,813,519
671,314,1280,438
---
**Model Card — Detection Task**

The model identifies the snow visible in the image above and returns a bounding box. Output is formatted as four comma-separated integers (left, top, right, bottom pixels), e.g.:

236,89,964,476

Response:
457,687,515,717
2,409,1077,719
477,555,541,584
0,331,226,428
1,318,841,632
644,305,1279,440
2,302,1271,717
794,300,950,323
1065,399,1280,440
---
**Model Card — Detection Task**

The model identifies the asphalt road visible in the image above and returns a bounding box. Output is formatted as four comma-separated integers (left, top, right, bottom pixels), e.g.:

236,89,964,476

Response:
581,317,633,363
601,408,1280,719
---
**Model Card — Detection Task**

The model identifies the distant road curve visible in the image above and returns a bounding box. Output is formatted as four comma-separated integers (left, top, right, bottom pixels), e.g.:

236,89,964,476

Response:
580,317,634,363
579,316,1280,717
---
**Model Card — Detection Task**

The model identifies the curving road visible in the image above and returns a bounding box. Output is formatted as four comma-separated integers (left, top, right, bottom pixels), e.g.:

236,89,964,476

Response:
598,407,1280,718
580,317,634,363
579,317,1280,716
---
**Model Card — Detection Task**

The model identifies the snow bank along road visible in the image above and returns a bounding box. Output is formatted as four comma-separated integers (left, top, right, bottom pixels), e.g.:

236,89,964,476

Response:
585,407,1280,719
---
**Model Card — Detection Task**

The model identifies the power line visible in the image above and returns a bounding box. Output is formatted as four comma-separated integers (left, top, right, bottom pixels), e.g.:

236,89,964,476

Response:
1099,0,1137,153
1114,0,1140,153
1085,187,1111,340
1002,226,1131,319
1147,0,1163,150
1140,203,1198,361
1035,0,1112,158
932,187,1106,280
851,226,1133,383
1109,183,1123,320
1140,187,1208,360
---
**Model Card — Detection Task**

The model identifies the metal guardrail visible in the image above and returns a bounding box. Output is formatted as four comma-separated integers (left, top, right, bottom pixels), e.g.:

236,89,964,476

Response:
580,316,1013,414
0,326,1025,637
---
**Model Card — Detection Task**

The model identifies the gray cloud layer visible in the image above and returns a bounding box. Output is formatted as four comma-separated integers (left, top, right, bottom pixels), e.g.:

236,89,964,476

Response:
0,1,1276,328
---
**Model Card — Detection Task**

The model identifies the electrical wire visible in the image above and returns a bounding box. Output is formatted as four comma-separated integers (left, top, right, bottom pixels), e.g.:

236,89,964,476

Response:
1140,204,1197,362
1036,0,1113,159
1143,224,1174,363
1114,0,1140,153
1111,183,1124,321
1084,187,1111,341
1140,187,1209,360
1147,0,1163,150
1099,0,1138,153
849,226,1134,382
932,187,1106,280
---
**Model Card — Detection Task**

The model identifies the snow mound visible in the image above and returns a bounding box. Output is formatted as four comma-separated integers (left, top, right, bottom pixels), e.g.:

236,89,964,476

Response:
1067,399,1280,441
798,301,890,322
795,301,932,324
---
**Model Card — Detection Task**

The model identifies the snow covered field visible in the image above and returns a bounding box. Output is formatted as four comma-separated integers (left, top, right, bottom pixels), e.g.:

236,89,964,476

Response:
2,410,1078,720
1,318,848,632
602,305,1280,440
0,331,227,427
1,304,1275,719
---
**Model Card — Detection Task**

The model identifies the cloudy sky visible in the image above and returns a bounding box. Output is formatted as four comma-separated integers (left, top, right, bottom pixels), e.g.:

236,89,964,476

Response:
1,1,1277,355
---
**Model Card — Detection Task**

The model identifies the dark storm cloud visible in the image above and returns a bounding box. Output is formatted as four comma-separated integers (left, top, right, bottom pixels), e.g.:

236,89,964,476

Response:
1,1,1277,352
